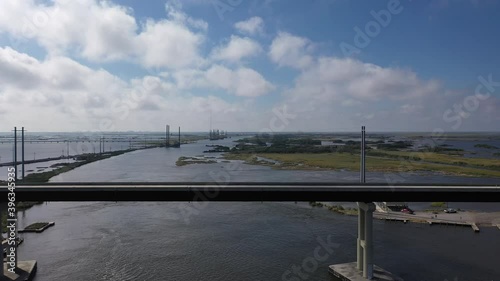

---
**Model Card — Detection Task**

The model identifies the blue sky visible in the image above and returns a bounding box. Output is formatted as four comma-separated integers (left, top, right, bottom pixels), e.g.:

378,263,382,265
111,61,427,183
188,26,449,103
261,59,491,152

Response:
0,0,499,132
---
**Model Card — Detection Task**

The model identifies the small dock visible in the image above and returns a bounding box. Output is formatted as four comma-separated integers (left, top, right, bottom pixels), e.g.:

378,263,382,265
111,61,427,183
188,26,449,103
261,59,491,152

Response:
426,219,480,232
1,260,37,281
329,262,403,281
375,211,481,232
19,222,55,233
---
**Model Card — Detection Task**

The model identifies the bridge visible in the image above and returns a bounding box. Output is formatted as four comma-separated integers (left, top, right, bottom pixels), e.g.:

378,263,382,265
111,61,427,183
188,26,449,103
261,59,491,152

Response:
2,182,499,280
4,182,500,202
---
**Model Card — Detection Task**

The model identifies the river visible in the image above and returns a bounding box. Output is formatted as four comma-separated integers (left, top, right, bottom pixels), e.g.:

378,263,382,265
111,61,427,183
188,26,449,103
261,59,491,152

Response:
11,138,500,280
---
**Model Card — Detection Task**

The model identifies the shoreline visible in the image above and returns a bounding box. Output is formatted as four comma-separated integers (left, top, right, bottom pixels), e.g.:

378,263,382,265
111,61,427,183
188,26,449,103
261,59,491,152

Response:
310,201,500,230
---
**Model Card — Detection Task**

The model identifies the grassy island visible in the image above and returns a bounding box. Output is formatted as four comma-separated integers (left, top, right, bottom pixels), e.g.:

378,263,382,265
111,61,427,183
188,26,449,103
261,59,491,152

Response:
223,134,500,178
475,144,499,149
176,156,217,166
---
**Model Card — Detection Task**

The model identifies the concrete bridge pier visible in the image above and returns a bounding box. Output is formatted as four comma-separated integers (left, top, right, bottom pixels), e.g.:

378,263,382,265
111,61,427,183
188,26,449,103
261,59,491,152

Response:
329,201,402,281
357,202,375,279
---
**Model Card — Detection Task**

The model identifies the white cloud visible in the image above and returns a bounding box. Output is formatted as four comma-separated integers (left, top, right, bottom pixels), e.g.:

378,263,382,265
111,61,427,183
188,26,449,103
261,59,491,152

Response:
205,65,274,97
0,47,253,131
0,0,206,69
290,57,441,103
137,19,204,69
165,0,208,31
234,17,264,35
269,32,314,69
211,36,262,63
272,55,453,131
400,104,423,114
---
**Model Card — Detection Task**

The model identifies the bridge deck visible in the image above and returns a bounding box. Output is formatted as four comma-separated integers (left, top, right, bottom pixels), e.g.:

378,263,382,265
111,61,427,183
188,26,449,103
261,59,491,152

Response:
3,183,499,202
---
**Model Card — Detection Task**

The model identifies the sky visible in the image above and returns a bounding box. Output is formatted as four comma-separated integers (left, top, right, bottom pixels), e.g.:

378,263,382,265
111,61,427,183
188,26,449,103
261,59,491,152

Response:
0,0,499,132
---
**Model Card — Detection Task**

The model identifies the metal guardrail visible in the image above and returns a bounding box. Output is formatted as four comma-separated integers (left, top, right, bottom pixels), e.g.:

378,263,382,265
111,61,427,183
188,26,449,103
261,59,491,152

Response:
3,182,499,202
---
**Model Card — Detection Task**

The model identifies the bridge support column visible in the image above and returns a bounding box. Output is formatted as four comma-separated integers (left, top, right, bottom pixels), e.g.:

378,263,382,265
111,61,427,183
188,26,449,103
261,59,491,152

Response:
357,202,375,279
356,204,364,271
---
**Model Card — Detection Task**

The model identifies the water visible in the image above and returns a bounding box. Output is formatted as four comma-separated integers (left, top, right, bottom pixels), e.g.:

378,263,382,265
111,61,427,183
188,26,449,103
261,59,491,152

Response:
10,137,500,280
0,131,173,164
50,138,500,184
443,140,500,159
16,202,500,281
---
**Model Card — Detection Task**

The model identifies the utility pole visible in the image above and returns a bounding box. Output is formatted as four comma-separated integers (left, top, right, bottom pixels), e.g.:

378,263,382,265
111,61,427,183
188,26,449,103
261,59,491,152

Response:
21,127,25,181
13,127,17,181
360,126,366,183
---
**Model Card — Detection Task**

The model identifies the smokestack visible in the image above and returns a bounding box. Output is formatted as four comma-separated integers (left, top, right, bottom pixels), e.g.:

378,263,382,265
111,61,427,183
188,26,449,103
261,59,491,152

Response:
178,126,181,145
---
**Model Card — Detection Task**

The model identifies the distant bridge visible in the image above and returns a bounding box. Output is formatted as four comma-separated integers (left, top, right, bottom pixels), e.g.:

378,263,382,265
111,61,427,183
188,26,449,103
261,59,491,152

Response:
0,138,168,144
